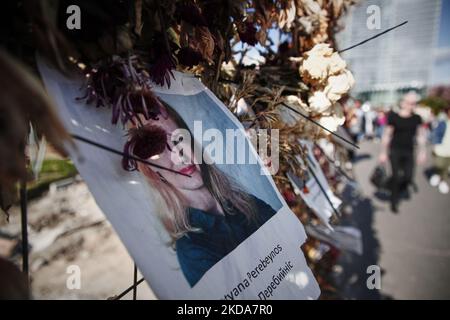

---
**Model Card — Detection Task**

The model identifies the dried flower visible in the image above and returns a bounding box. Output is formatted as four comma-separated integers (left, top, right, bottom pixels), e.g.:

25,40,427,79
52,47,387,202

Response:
112,89,167,126
325,70,355,103
122,126,167,171
300,43,333,83
81,56,167,125
280,95,310,126
175,2,208,27
149,54,176,88
318,105,346,133
328,52,347,75
177,47,204,68
278,1,296,29
308,90,332,113
237,21,258,46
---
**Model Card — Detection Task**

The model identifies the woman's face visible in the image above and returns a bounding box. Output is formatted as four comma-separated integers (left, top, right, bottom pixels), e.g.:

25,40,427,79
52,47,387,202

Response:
135,115,204,191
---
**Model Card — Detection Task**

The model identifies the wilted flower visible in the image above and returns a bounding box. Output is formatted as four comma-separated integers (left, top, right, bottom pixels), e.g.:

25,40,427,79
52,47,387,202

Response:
237,21,258,46
150,54,176,88
300,43,348,84
308,43,334,56
278,0,296,29
318,105,346,133
300,44,332,83
280,95,311,126
175,2,208,27
122,126,168,171
177,47,204,68
308,90,332,113
112,89,167,126
80,56,167,125
325,70,355,102
328,52,347,75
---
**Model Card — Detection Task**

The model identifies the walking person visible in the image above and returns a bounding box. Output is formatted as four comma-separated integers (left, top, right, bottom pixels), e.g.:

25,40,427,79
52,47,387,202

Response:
429,106,450,194
376,109,387,141
379,92,427,212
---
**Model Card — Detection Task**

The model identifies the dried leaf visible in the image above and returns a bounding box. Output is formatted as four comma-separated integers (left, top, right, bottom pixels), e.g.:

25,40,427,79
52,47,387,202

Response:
191,26,215,62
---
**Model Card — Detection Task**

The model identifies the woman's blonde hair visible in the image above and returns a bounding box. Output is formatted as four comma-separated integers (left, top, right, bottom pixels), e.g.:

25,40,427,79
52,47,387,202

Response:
137,103,257,240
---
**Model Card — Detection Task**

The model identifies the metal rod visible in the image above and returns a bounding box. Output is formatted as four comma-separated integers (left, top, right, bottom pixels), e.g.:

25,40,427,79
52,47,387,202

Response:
281,103,360,149
314,142,355,182
20,178,29,282
113,278,145,300
133,264,138,300
71,134,191,177
339,21,408,53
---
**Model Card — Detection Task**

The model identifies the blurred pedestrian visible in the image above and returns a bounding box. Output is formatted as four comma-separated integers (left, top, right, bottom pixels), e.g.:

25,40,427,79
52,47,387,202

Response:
429,106,450,194
362,102,376,139
379,91,427,212
343,101,361,162
376,109,387,140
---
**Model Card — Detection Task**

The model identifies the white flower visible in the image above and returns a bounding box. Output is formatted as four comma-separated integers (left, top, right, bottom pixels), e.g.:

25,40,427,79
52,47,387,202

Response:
328,52,347,75
279,0,296,29
307,43,333,57
281,95,310,126
285,95,310,112
300,43,351,85
300,54,329,81
318,114,345,133
318,104,345,134
308,90,332,113
300,44,334,83
300,0,323,16
325,70,355,102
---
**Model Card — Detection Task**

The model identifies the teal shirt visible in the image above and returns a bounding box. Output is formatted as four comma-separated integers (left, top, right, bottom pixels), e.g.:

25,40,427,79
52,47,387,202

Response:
176,196,277,287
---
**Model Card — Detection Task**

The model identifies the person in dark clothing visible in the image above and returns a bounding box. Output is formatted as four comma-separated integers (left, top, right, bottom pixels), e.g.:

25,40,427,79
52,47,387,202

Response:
379,92,426,212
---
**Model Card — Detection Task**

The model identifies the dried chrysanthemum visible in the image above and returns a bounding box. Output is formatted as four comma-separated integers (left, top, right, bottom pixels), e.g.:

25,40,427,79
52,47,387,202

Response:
80,56,167,125
122,126,168,171
112,89,167,126
149,54,176,88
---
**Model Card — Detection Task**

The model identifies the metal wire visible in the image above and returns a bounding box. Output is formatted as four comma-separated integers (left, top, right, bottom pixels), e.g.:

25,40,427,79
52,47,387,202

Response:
20,178,29,283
